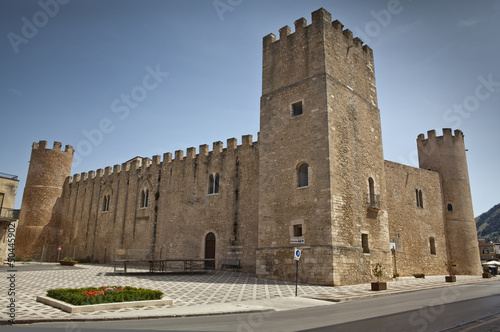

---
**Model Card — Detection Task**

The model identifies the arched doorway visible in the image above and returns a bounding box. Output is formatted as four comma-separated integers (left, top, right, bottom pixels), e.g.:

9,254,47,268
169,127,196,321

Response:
204,232,216,269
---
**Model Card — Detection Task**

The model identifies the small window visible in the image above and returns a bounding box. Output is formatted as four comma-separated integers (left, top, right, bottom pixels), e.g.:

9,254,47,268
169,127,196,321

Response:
429,237,436,255
208,173,220,194
416,189,423,208
102,195,110,212
298,163,309,187
214,174,219,194
362,233,369,253
140,189,149,208
208,174,214,194
292,101,303,116
293,224,303,237
447,204,453,212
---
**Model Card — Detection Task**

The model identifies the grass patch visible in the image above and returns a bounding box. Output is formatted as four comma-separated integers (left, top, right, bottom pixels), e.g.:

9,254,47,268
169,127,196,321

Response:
47,286,163,306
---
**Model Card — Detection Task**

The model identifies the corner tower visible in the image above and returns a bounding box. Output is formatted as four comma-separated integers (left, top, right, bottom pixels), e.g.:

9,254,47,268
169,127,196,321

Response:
417,129,482,275
257,8,391,285
16,141,73,260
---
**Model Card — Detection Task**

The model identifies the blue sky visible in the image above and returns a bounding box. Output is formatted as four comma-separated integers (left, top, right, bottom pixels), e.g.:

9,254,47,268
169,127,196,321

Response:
1,0,499,216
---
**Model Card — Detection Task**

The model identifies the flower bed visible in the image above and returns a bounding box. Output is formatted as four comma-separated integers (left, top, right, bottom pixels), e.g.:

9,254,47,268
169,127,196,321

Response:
46,286,163,306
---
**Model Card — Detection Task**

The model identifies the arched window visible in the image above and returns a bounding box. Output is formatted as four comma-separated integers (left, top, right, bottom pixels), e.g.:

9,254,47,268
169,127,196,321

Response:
369,178,375,196
214,174,219,194
447,204,453,212
208,174,220,194
208,174,214,194
429,237,436,255
298,163,308,187
368,177,380,210
369,177,375,204
102,195,110,212
140,189,149,208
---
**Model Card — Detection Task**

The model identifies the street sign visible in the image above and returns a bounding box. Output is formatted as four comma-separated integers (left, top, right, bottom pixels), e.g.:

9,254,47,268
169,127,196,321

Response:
57,246,62,251
290,238,305,244
294,248,301,261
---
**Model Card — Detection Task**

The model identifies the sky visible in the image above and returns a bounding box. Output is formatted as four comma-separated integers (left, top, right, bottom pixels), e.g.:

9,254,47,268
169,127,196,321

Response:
0,0,499,216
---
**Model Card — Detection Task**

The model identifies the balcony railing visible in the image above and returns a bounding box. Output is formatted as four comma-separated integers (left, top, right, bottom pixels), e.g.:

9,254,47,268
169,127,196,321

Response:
368,194,381,211
0,173,18,180
0,208,20,220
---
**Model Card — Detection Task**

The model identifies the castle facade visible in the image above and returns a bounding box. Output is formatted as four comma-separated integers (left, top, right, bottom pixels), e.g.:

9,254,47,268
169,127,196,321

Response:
15,8,482,285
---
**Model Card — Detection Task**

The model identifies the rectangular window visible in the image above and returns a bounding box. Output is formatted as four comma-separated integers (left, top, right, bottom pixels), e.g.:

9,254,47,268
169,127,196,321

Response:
362,233,369,253
429,237,436,255
292,101,303,116
293,224,303,237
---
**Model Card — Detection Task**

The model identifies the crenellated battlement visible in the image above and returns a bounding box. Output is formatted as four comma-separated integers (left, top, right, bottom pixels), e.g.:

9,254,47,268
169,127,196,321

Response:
32,140,74,154
417,128,464,145
262,8,376,105
68,134,258,185
263,8,372,56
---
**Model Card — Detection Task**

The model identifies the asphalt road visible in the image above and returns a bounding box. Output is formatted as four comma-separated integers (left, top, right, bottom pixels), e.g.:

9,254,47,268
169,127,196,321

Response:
9,280,500,332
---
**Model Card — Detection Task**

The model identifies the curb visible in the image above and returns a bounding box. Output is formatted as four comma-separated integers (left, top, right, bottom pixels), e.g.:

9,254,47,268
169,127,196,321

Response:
36,296,173,313
8,308,276,325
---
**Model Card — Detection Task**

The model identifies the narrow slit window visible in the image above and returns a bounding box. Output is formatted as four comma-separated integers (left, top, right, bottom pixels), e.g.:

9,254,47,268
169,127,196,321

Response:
362,233,370,253
214,174,219,194
208,174,219,194
416,189,423,208
103,195,110,212
141,189,149,208
429,237,436,255
292,101,303,116
447,204,453,212
208,174,214,194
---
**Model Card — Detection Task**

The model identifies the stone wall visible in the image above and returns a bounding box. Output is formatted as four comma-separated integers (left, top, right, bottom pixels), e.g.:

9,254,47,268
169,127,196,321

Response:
58,136,259,271
385,161,448,276
16,141,73,260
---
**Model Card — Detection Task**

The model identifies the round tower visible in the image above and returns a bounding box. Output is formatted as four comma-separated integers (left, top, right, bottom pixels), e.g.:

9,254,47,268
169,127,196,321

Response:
16,141,73,260
417,129,482,275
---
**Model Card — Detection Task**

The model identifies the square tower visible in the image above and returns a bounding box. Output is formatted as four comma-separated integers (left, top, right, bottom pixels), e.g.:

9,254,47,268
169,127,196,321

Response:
257,8,392,285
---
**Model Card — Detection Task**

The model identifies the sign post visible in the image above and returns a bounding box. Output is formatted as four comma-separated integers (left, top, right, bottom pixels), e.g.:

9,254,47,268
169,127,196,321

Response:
294,248,301,297
57,246,62,261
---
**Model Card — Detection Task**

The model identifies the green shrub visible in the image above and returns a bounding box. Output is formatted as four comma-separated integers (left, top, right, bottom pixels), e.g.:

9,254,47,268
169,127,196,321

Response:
46,286,163,306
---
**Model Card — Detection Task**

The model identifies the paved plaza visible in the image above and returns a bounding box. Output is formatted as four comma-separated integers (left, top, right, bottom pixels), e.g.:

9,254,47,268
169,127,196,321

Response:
0,262,497,324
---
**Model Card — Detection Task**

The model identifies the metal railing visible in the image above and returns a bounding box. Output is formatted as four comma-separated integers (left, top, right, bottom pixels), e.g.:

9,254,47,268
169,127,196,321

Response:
0,208,20,220
368,194,381,210
0,173,18,180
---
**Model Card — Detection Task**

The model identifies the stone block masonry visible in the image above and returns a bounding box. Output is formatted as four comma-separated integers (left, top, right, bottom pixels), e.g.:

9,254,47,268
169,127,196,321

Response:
16,8,482,285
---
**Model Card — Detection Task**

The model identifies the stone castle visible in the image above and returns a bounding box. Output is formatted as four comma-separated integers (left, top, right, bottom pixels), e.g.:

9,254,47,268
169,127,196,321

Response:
15,8,482,285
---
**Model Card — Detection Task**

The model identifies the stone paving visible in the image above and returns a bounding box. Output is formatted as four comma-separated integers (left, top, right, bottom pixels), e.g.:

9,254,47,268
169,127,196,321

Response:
0,263,497,323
